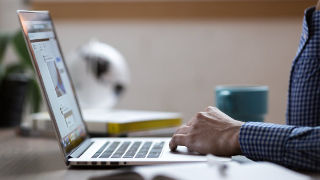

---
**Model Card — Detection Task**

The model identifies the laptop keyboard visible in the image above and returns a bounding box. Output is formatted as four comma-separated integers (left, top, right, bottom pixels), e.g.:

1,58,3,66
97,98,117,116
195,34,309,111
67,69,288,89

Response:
135,141,152,158
92,141,164,159
111,141,131,158
91,142,110,158
99,141,120,158
123,141,142,158
147,141,164,158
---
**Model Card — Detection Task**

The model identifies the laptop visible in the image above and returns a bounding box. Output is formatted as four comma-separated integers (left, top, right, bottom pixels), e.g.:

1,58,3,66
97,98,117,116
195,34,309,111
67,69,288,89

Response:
17,10,206,166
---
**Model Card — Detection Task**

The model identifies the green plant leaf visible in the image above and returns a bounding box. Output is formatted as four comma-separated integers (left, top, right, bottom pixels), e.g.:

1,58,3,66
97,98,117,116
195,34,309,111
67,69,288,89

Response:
28,78,42,112
10,31,42,113
0,33,10,63
4,63,28,76
12,30,32,68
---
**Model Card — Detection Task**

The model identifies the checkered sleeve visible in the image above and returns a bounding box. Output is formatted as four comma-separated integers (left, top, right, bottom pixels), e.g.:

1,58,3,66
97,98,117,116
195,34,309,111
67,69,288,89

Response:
239,122,320,171
238,7,320,171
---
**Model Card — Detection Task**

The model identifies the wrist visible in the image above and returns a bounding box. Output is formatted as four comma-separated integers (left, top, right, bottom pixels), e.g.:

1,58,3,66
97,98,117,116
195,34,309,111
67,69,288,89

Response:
231,121,244,155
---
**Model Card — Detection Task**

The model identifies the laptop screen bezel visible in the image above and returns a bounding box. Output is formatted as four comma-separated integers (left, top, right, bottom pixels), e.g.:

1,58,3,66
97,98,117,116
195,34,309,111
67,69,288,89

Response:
17,10,90,164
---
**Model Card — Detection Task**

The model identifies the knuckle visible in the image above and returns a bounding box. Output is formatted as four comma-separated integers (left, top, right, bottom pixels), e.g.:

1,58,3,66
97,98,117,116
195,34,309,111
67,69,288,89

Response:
196,112,205,119
210,106,218,111
196,112,202,119
205,106,214,111
181,125,188,129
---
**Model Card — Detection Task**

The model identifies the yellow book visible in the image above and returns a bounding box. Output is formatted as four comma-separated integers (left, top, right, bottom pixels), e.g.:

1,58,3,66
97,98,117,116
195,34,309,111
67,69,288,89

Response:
31,109,182,135
107,118,181,134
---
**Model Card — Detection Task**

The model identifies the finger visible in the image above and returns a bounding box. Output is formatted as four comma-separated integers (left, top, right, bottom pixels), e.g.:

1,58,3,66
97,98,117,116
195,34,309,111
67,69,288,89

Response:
195,111,210,121
205,106,214,112
174,125,190,135
169,134,188,151
206,106,219,116
206,106,233,120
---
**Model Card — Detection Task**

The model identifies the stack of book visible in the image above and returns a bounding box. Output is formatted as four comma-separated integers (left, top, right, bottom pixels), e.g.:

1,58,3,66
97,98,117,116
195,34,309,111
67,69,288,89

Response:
31,109,182,137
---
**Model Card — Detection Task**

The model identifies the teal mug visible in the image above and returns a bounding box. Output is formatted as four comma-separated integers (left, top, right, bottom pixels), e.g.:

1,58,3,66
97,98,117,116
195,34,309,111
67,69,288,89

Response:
215,85,268,122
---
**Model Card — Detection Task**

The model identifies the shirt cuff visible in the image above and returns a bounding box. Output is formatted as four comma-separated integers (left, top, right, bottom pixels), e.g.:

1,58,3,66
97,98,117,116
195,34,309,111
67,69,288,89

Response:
239,122,295,163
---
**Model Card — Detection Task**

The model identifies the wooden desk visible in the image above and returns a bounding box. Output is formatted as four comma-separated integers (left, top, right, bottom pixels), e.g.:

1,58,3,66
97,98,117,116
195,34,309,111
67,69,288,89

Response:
0,129,319,180
0,129,139,180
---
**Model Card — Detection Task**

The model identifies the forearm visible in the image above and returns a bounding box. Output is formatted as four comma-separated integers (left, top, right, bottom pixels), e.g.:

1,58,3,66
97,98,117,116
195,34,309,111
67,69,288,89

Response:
239,122,320,171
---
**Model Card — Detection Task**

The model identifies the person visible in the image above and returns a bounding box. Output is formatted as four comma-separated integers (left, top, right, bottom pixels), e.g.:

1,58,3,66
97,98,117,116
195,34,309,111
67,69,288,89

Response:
170,1,320,171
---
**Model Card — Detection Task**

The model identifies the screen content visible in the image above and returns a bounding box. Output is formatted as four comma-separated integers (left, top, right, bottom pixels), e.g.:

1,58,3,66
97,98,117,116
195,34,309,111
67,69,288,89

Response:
22,17,86,153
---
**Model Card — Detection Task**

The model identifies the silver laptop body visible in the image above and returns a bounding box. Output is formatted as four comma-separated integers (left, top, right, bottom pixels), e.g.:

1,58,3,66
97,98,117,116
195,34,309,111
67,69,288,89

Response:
17,10,206,166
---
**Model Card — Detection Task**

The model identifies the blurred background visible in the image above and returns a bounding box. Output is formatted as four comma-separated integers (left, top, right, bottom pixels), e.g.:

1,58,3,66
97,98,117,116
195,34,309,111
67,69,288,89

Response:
0,0,317,125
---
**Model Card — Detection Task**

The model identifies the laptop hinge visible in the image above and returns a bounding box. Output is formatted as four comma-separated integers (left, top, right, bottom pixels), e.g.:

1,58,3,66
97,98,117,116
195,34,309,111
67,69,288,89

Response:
68,139,94,158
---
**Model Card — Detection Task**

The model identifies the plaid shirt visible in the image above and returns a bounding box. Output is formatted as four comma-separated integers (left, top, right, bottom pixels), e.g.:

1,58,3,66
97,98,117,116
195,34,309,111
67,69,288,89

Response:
239,7,320,171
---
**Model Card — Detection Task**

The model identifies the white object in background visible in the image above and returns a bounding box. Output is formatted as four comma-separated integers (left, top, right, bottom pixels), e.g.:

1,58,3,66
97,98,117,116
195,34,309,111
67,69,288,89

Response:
67,39,129,109
134,160,310,180
207,154,232,176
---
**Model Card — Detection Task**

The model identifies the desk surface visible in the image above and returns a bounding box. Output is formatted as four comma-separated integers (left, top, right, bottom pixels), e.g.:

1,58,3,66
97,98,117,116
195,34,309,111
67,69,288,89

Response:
0,129,319,180
0,129,139,180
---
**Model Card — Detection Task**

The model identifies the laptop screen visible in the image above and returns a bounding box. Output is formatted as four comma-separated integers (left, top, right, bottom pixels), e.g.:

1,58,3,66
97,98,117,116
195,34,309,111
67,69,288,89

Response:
17,11,88,155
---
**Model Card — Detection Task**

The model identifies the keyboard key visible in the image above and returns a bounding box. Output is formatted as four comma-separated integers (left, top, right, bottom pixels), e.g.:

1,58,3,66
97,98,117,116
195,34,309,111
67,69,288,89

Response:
99,141,120,158
111,141,131,158
147,152,162,158
123,141,142,158
135,141,152,158
147,141,164,158
91,141,109,158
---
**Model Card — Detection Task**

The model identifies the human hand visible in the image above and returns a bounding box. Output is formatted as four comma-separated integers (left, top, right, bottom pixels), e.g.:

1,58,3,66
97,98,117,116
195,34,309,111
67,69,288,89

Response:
169,106,244,156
